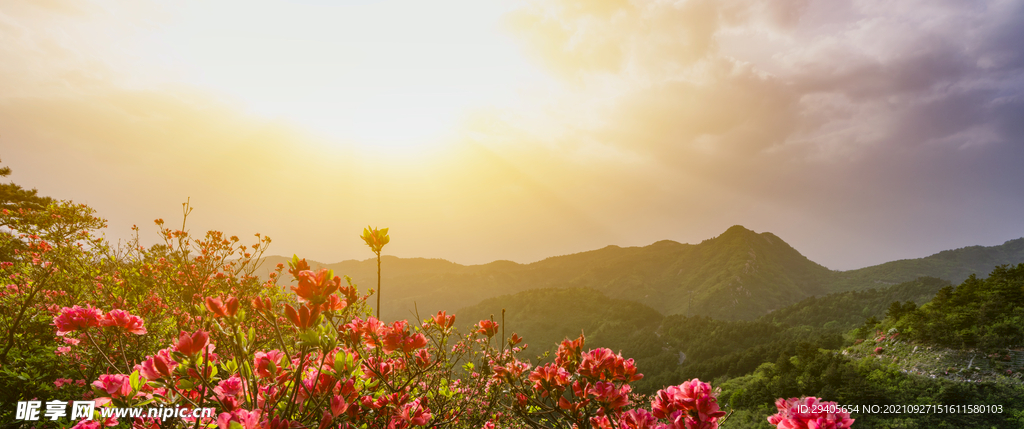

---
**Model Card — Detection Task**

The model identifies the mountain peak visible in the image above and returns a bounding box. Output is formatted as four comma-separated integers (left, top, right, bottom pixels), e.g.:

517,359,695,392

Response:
720,225,755,237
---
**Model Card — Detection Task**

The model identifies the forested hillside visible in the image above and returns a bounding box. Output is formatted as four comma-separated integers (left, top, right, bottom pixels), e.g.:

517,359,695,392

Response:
260,228,1024,322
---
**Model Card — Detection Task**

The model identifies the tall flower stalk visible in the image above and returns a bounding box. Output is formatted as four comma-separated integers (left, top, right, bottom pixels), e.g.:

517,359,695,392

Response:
360,226,389,319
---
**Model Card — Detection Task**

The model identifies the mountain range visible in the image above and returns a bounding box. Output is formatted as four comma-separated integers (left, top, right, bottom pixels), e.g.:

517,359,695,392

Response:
257,225,1024,321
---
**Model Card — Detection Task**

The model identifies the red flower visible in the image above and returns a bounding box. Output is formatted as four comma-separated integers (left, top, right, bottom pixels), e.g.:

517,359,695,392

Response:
217,409,260,429
322,294,346,312
331,395,350,418
619,409,659,429
205,297,226,317
492,360,532,383
291,268,341,305
53,305,103,336
651,379,726,426
475,319,499,337
431,311,455,330
398,398,431,426
556,334,585,371
528,364,571,397
99,309,147,335
344,317,387,349
135,349,176,380
254,350,285,378
415,349,431,367
284,303,321,330
252,297,272,313
767,397,854,429
578,348,642,382
509,333,523,346
214,376,246,398
206,296,239,318
382,320,429,354
92,374,131,398
588,381,631,411
174,330,210,357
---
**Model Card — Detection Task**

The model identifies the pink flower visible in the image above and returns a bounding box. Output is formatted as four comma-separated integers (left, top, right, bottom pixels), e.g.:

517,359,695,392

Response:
415,349,431,367
71,420,102,429
528,364,571,397
588,381,631,411
136,349,177,380
217,408,261,429
55,346,72,355
205,297,229,318
331,395,350,418
291,268,341,305
619,409,659,429
382,320,429,354
475,319,499,337
99,309,147,335
284,303,321,330
556,334,585,371
53,306,103,336
398,398,431,426
431,311,455,330
254,350,285,378
767,397,854,429
578,348,643,382
344,317,387,349
651,379,726,427
174,330,210,357
92,374,131,398
492,359,531,383
215,376,246,398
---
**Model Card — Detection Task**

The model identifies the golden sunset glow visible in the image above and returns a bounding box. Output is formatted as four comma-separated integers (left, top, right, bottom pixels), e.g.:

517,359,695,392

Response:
3,0,1023,269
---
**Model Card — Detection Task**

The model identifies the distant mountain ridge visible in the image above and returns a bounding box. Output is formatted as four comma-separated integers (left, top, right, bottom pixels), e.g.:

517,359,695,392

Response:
256,226,1024,321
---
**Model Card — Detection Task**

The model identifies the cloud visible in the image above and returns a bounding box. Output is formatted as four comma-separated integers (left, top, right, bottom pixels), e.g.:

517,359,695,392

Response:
496,0,1024,268
2,0,1023,271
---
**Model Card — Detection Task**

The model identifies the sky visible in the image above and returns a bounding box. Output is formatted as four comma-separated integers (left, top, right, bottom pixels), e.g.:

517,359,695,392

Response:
2,0,1023,271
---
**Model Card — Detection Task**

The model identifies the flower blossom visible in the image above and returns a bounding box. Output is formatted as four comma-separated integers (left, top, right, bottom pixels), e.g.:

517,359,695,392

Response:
767,397,854,429
92,374,131,399
254,350,285,378
53,305,103,336
475,319,499,337
284,303,321,330
382,320,428,354
431,311,455,330
588,381,631,412
217,408,261,429
577,348,643,382
205,296,239,318
619,409,659,429
99,309,147,335
291,268,340,305
556,334,585,371
651,379,726,428
397,398,431,426
528,364,571,397
135,349,177,380
215,376,247,398
174,330,211,357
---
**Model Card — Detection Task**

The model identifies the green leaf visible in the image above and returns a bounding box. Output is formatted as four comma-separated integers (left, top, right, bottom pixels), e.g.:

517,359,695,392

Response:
129,370,143,393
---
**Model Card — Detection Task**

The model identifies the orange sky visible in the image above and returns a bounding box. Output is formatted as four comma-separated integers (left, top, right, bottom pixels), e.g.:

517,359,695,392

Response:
3,0,1024,270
